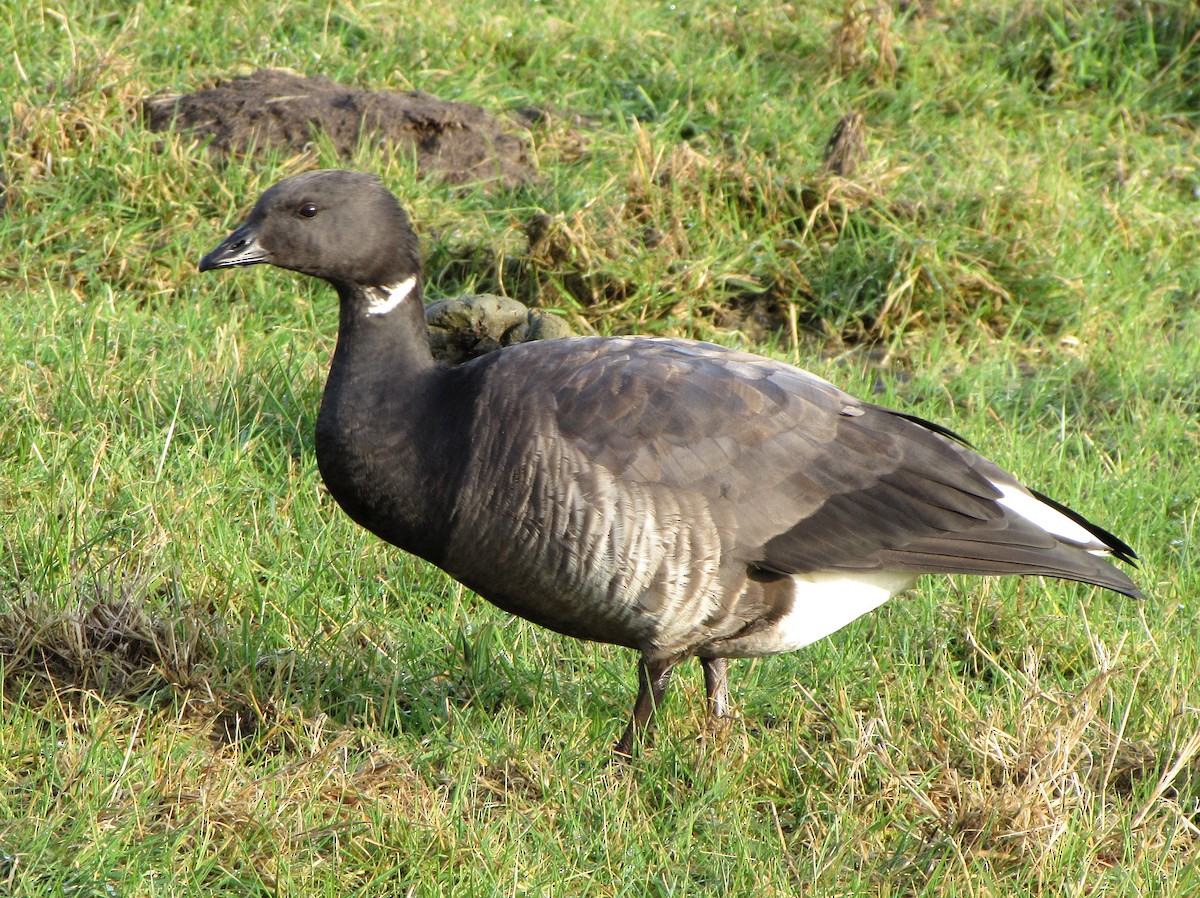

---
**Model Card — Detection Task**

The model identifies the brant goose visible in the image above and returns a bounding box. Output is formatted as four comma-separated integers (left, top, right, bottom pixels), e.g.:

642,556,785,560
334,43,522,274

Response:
200,170,1142,755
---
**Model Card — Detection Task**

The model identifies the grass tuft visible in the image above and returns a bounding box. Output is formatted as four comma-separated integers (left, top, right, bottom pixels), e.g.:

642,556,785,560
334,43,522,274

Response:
1,572,214,702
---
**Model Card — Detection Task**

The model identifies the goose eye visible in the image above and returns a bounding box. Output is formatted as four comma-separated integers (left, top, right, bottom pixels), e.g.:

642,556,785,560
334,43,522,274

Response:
298,202,319,219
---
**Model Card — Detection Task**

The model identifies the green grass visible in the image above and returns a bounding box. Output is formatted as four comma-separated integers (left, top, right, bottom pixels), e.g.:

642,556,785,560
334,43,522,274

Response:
2,0,1199,894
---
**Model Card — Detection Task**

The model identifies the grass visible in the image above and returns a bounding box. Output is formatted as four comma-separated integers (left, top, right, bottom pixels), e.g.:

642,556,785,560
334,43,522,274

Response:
1,0,1199,894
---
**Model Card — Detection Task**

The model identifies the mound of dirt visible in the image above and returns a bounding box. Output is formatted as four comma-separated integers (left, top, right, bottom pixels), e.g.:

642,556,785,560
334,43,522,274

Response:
143,69,535,188
426,294,573,365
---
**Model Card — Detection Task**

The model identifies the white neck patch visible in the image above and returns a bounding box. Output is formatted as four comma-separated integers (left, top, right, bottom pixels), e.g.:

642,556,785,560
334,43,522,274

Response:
365,276,417,317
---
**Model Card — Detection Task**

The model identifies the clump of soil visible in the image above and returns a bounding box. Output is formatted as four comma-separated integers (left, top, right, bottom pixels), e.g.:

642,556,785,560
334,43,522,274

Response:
425,294,573,365
143,69,535,188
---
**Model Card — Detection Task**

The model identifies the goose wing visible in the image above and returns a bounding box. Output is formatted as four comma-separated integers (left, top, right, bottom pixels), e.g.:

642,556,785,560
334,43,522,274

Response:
513,336,1140,597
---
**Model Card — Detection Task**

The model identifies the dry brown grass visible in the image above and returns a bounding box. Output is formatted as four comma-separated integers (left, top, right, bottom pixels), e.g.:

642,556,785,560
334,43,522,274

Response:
6,53,142,190
795,644,1200,882
1,688,449,890
822,111,868,179
832,1,899,83
0,574,214,703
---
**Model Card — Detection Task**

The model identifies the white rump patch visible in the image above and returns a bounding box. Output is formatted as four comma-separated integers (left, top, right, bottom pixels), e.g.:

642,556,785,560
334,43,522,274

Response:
991,481,1104,551
366,276,416,316
752,571,916,655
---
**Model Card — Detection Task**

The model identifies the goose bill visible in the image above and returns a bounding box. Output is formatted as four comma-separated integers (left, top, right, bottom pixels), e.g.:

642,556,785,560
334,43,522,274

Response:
199,223,271,271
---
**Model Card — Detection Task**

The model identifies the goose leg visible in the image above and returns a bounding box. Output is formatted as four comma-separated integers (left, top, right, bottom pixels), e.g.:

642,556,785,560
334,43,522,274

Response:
614,655,678,757
701,657,730,720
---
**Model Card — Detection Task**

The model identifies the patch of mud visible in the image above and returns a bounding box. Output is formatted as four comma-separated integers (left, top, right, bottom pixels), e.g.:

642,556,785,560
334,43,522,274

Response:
426,294,573,365
143,69,535,188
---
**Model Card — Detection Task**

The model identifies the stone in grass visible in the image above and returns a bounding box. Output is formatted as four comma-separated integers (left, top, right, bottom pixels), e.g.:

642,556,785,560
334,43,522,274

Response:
425,294,573,365
143,69,535,189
